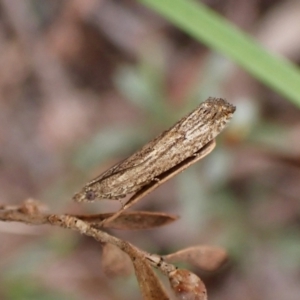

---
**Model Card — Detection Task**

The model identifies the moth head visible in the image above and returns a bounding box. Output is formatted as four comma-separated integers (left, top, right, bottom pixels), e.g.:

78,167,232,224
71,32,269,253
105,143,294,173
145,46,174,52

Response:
219,98,236,118
73,186,98,202
203,97,236,123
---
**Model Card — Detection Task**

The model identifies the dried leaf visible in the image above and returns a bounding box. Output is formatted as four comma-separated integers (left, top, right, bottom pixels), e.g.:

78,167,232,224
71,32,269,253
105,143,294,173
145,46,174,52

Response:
164,246,228,272
169,269,207,300
74,211,178,230
124,243,169,300
101,243,133,277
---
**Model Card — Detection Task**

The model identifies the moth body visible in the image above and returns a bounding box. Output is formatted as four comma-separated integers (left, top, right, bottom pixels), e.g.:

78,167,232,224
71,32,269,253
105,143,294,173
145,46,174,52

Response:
73,97,235,202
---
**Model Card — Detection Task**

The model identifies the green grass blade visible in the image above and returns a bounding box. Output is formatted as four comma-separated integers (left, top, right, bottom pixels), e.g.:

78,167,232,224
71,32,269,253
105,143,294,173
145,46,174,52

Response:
139,0,300,106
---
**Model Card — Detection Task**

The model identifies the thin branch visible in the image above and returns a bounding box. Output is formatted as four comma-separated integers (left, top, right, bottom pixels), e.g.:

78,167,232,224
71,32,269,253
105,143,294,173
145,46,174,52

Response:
0,199,174,271
1,199,209,299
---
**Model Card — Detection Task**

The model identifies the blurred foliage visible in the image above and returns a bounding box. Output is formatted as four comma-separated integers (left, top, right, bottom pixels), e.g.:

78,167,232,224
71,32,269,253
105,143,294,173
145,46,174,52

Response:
140,0,300,106
3,277,78,300
1,0,300,299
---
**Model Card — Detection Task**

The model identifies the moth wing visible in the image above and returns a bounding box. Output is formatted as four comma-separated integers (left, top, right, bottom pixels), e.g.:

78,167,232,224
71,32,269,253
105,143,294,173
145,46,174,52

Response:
87,128,182,186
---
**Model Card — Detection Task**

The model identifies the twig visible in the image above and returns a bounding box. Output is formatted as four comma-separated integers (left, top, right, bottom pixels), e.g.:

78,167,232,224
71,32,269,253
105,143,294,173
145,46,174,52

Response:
0,199,174,271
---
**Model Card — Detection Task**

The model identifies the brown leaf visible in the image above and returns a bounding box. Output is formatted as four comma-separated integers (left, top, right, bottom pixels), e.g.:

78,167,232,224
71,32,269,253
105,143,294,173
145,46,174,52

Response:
164,246,228,272
169,269,207,300
74,211,178,230
124,243,169,300
101,243,133,277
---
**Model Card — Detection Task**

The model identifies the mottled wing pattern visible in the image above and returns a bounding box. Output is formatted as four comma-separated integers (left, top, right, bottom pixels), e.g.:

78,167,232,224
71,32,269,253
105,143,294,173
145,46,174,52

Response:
73,97,235,202
87,128,183,186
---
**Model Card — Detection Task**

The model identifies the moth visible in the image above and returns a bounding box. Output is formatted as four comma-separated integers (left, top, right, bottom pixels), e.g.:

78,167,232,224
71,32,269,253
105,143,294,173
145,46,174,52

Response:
73,97,235,203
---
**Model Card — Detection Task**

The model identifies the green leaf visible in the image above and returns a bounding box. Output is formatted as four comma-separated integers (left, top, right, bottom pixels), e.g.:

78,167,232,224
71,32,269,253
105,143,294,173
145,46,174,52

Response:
139,0,300,106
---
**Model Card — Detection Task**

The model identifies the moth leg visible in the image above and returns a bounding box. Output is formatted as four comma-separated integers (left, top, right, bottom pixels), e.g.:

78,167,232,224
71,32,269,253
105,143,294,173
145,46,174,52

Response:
117,198,125,209
99,184,155,227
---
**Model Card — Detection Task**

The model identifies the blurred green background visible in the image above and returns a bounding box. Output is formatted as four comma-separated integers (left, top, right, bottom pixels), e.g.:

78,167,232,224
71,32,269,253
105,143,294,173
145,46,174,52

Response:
1,0,300,299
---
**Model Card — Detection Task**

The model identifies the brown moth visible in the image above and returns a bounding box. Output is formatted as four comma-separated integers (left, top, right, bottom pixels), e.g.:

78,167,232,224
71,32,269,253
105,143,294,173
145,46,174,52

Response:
73,97,235,203
99,139,217,226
